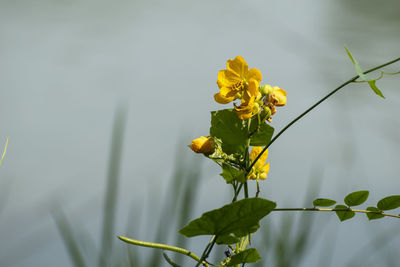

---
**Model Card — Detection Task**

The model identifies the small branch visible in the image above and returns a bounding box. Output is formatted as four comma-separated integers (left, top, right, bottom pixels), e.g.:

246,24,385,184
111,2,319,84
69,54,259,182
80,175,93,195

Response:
247,57,400,173
272,208,400,219
196,235,216,267
118,236,209,266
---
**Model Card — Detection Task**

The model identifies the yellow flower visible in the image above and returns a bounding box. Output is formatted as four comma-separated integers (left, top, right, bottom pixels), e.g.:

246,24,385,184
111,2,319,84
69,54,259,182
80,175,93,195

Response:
270,86,287,106
214,56,262,104
190,136,215,154
247,146,270,180
234,79,259,120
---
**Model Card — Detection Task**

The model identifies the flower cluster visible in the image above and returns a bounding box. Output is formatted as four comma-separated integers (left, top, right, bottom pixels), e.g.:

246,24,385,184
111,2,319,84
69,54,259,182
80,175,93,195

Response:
248,147,270,180
214,56,287,121
190,56,286,183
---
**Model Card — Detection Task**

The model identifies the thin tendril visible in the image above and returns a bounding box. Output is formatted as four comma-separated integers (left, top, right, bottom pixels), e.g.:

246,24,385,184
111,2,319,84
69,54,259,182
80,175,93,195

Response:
247,57,400,172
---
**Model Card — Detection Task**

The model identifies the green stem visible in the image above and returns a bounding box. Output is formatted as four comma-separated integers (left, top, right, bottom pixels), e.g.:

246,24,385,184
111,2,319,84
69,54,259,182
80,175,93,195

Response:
232,183,244,202
200,117,254,265
196,235,216,267
118,236,209,266
247,57,400,172
243,119,252,199
243,182,249,198
272,208,400,219
255,180,260,198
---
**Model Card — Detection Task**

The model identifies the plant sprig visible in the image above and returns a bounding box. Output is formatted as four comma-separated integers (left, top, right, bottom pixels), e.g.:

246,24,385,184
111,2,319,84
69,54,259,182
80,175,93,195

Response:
119,53,400,267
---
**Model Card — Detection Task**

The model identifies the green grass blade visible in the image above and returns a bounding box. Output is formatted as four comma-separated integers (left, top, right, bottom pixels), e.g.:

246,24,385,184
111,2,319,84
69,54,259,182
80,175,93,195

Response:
99,105,127,267
52,209,87,267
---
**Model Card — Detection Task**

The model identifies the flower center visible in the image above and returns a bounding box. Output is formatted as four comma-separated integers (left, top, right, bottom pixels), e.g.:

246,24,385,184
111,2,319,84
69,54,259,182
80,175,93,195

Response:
232,81,244,91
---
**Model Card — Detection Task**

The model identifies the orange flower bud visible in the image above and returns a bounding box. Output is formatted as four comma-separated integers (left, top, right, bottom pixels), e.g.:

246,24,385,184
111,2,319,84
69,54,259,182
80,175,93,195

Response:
190,136,215,154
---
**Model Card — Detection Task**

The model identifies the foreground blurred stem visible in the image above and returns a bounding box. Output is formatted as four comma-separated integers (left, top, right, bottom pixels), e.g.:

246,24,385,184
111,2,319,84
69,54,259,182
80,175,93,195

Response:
247,56,400,172
118,236,208,266
0,136,9,166
273,208,400,219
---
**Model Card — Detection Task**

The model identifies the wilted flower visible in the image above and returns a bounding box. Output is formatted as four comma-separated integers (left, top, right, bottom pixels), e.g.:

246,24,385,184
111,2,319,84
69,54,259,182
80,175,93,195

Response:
260,85,287,122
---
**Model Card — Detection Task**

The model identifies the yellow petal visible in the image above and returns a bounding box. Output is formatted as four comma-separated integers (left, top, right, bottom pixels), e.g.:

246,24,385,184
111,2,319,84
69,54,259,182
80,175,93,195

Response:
259,147,269,163
241,90,252,105
250,147,263,162
234,102,253,120
227,56,248,78
217,69,240,88
246,68,262,83
214,92,234,104
236,110,253,120
214,86,238,103
247,79,259,98
250,147,268,165
273,87,287,106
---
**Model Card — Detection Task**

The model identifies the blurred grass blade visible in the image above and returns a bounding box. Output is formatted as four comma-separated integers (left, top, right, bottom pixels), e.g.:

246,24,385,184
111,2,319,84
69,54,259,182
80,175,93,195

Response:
124,199,143,267
163,252,182,267
346,227,400,267
173,157,202,265
0,136,9,166
290,168,322,265
52,209,87,267
99,105,127,267
147,143,190,267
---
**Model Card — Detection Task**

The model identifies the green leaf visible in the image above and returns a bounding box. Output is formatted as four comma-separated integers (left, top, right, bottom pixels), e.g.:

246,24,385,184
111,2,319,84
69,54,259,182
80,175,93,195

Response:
313,198,336,207
344,190,369,206
249,117,274,146
377,195,400,211
227,248,261,266
366,207,384,220
367,80,385,98
220,164,245,183
345,47,385,98
335,205,355,221
179,198,276,238
345,46,356,64
215,234,239,245
210,109,248,155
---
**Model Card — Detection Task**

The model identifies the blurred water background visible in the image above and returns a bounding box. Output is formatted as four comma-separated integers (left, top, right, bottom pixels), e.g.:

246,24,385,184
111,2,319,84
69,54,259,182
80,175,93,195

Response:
0,0,399,266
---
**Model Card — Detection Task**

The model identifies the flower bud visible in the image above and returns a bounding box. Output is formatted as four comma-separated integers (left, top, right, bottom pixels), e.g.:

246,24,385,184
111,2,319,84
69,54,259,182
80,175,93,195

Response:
190,136,215,154
261,106,272,119
247,173,257,180
259,84,273,96
252,102,260,114
259,172,267,180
